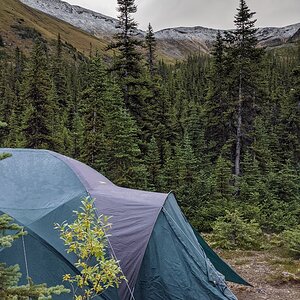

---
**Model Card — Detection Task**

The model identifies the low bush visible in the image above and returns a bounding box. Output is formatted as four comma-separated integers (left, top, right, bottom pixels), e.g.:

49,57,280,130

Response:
212,209,263,250
281,225,300,259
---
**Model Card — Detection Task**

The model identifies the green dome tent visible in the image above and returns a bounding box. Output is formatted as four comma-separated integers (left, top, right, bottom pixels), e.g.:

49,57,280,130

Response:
0,149,248,300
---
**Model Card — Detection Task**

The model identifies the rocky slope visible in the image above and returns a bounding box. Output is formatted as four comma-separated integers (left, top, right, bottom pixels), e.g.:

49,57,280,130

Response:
20,0,119,39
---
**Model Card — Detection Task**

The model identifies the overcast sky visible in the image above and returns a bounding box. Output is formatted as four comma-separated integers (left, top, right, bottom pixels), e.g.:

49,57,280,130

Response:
65,0,300,31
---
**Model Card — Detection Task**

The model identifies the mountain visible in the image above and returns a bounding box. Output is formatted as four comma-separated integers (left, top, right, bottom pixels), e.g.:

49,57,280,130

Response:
20,0,120,40
3,0,300,61
0,0,109,56
19,0,300,60
156,23,300,56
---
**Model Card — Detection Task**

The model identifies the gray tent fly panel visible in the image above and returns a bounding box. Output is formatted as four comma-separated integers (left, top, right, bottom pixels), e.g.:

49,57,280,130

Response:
0,149,244,300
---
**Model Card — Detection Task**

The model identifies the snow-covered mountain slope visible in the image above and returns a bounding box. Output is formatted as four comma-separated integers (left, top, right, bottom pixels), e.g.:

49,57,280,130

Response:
19,0,300,59
0,0,109,56
20,0,120,39
155,23,300,57
256,24,300,47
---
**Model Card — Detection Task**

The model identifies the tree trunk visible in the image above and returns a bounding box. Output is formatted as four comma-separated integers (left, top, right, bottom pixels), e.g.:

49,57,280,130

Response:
235,70,242,177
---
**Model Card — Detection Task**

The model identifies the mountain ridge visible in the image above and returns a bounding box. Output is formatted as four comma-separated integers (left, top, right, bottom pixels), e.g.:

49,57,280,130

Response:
0,0,110,56
3,0,300,61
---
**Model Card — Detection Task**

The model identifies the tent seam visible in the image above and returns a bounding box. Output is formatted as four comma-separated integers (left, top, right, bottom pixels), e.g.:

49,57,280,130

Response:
47,150,91,191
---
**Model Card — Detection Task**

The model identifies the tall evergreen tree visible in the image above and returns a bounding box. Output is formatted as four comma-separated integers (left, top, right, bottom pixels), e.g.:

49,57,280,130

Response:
145,136,161,190
80,56,108,170
276,65,300,162
52,34,68,109
205,31,233,161
50,34,73,154
6,48,26,147
225,0,263,177
21,39,55,149
145,23,156,78
104,83,147,189
108,0,143,117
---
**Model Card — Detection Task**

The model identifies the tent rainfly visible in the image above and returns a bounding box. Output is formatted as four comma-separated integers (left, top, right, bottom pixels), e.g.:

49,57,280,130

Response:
0,149,248,300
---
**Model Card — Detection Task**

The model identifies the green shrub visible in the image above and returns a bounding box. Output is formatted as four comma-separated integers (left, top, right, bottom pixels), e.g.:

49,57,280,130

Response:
281,225,300,259
55,197,125,298
212,209,263,250
11,24,42,40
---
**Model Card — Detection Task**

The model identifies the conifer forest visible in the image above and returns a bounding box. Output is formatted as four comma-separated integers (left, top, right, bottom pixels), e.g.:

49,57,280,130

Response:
0,0,300,239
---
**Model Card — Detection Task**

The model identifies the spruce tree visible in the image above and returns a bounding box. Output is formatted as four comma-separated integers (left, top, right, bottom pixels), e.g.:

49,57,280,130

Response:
5,48,26,147
80,56,108,171
225,0,263,177
276,65,300,162
52,34,68,109
205,31,233,161
159,141,176,191
177,134,199,209
50,34,73,154
145,23,156,78
108,0,155,144
210,155,234,201
21,39,55,149
108,0,143,116
145,136,161,191
239,151,263,203
104,83,147,189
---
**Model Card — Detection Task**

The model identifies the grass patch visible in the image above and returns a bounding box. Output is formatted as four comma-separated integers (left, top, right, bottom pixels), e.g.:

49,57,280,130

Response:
265,249,300,285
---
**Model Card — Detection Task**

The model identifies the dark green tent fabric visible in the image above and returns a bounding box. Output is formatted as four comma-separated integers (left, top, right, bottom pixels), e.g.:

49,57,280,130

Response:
0,196,119,300
134,194,237,300
192,227,251,286
0,198,119,300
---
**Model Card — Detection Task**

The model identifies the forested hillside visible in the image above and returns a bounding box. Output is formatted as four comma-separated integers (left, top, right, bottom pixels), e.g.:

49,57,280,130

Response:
0,0,299,237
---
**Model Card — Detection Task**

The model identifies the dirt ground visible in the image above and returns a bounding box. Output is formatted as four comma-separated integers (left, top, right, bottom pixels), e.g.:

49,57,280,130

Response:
222,251,300,300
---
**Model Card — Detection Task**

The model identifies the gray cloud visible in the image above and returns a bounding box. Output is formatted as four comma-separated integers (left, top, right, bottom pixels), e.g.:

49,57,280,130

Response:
66,0,300,31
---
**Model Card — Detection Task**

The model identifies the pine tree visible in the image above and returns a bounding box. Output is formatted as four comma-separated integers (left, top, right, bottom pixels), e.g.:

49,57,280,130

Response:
177,134,199,209
145,23,156,78
104,83,147,189
108,0,143,117
276,65,300,162
145,136,161,191
225,0,263,177
0,62,15,125
80,56,108,170
50,34,73,154
159,141,175,191
205,31,233,161
52,34,68,109
68,60,85,159
21,39,55,149
5,48,26,147
210,155,234,201
239,151,263,203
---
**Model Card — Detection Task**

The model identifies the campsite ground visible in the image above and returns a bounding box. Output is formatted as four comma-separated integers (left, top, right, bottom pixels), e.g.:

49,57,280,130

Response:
222,250,300,300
